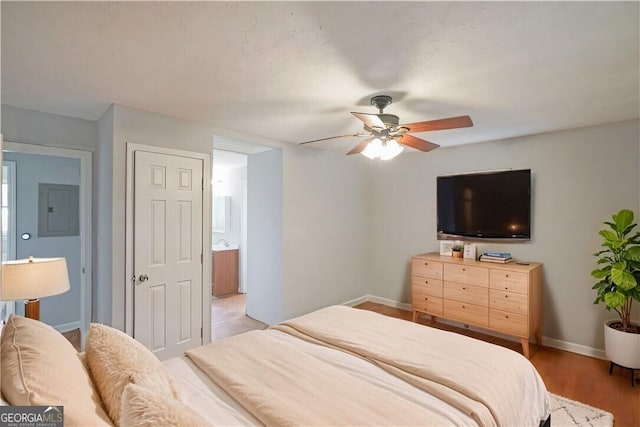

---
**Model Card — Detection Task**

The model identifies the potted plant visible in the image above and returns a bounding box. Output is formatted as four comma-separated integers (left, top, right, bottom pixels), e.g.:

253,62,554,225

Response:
592,209,640,371
452,245,464,259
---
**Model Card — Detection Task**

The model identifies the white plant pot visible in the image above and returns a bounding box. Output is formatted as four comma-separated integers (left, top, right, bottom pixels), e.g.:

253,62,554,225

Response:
604,320,640,369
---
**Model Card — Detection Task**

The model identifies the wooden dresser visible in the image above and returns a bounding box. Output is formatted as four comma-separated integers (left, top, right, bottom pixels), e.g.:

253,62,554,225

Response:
411,252,542,358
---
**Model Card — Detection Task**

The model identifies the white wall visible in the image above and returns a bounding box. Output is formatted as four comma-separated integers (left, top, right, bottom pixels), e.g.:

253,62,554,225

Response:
244,140,372,324
280,145,371,321
95,106,114,324
3,152,81,328
246,149,283,324
368,119,640,350
1,105,97,151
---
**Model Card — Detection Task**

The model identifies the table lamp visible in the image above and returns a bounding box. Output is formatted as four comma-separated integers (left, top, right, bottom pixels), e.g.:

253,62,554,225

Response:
1,257,70,320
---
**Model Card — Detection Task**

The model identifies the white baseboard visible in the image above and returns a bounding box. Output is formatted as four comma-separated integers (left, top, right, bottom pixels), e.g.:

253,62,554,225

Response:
541,336,606,360
54,321,81,334
342,295,370,307
348,294,606,361
343,294,412,311
366,295,412,311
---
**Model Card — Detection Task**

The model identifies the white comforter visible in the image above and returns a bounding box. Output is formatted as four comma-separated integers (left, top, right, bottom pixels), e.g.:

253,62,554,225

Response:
273,305,550,427
177,306,549,427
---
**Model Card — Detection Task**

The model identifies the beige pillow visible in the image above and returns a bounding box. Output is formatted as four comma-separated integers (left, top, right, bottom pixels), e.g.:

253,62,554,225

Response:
120,384,208,427
85,323,178,426
0,315,112,426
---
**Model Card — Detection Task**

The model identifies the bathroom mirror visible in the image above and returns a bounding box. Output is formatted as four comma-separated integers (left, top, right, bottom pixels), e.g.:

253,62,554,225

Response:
213,196,230,233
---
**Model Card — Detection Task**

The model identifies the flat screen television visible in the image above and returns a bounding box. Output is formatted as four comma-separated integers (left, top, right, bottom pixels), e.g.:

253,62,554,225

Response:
437,169,531,241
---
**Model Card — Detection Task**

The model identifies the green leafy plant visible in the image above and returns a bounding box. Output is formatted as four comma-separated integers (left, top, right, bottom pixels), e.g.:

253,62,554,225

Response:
452,245,464,252
592,209,640,332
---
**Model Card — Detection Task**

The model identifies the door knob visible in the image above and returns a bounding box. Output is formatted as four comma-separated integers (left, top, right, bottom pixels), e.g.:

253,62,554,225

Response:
138,274,149,283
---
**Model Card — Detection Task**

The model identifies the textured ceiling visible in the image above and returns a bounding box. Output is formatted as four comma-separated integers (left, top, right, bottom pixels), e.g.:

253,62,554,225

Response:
2,2,639,153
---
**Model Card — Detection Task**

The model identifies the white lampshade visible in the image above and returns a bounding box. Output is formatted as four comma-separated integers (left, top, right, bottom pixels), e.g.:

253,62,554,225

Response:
1,257,70,301
380,140,404,160
361,138,383,159
361,138,404,160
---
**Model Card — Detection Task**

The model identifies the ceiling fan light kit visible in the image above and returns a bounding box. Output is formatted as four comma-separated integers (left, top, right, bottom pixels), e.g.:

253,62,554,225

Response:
361,138,404,160
299,95,474,160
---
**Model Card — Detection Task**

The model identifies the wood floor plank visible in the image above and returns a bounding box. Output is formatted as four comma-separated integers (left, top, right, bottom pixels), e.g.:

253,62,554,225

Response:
355,302,640,427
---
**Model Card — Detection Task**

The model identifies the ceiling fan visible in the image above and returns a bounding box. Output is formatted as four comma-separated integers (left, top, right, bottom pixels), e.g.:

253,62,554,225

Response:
300,95,473,160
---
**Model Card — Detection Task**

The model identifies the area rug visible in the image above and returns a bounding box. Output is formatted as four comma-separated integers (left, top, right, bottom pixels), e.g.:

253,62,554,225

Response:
550,393,614,427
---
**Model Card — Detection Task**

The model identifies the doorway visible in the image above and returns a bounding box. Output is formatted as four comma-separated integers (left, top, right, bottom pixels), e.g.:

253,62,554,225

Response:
211,149,270,339
210,135,279,338
2,141,92,346
211,149,247,293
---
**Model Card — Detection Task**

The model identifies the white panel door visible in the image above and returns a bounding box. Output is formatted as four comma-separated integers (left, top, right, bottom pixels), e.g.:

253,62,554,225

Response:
134,150,203,359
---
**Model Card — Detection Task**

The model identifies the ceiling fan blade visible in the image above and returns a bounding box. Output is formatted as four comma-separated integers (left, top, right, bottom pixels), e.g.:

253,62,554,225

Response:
351,112,385,130
299,133,368,145
346,138,372,155
402,115,473,133
399,134,440,152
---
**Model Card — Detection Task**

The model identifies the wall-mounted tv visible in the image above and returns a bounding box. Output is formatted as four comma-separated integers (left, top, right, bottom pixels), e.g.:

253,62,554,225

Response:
437,169,531,241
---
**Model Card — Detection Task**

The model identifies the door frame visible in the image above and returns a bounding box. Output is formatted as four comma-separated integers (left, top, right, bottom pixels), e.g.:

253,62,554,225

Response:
3,159,17,261
2,141,92,345
125,143,212,345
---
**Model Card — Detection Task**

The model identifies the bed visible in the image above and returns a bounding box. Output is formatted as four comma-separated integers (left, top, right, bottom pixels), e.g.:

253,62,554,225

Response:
1,305,551,427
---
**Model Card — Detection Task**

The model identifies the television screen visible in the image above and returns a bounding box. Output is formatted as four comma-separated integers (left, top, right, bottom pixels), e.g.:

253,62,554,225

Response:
437,169,531,240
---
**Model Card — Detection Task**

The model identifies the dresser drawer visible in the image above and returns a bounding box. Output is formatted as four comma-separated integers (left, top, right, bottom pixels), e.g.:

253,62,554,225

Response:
413,295,443,316
489,270,528,294
412,259,443,279
411,258,442,280
444,263,489,286
489,289,528,315
443,281,488,307
412,276,443,297
489,309,528,336
443,300,488,327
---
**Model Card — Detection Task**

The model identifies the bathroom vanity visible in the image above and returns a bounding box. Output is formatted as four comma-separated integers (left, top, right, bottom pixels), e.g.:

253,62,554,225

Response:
211,246,239,297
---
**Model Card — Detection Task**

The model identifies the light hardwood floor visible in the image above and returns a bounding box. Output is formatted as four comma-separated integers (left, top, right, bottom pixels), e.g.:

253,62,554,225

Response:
355,301,640,427
61,293,267,351
211,293,267,340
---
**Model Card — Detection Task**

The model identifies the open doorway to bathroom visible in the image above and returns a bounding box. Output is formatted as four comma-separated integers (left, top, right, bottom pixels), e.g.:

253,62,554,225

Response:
211,149,265,340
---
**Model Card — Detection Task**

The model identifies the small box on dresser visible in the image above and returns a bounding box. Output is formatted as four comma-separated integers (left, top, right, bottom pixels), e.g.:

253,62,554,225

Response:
411,252,543,358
